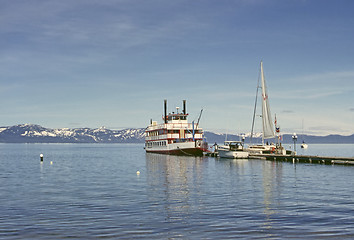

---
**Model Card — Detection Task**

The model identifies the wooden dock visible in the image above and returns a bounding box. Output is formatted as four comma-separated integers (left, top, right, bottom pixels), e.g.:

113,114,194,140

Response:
249,153,354,165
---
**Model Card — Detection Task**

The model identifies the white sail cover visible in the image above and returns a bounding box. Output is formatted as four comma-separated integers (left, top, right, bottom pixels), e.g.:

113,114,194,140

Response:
260,61,275,139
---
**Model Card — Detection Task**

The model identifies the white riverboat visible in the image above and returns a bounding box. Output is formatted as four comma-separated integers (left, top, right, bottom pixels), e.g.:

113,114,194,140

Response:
145,100,208,156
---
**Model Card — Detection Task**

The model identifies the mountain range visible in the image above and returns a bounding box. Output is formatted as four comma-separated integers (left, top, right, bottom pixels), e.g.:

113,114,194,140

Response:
0,124,353,144
0,124,145,143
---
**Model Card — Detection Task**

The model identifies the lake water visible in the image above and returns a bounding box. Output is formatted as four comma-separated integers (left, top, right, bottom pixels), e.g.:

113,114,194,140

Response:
1,143,354,239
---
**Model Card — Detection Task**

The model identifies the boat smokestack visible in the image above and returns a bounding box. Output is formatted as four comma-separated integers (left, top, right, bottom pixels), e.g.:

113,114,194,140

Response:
183,100,186,114
164,99,167,123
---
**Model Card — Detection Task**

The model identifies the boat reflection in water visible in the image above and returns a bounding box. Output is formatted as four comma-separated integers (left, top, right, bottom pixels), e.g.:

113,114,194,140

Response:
146,151,285,233
143,150,354,238
214,157,285,235
145,153,208,220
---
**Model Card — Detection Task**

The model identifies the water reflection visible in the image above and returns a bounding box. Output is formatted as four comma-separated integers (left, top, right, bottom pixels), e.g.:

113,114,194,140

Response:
214,158,249,177
214,158,285,235
261,161,282,232
145,153,208,223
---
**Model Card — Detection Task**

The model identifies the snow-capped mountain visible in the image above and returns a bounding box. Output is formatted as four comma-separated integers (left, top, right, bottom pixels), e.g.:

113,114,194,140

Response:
0,124,353,144
0,124,145,143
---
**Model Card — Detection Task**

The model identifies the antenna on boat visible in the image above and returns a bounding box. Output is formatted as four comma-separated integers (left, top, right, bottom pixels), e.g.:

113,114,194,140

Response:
164,99,167,124
183,100,186,114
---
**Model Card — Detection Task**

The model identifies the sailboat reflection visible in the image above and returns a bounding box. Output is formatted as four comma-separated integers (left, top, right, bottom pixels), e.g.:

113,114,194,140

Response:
214,158,284,234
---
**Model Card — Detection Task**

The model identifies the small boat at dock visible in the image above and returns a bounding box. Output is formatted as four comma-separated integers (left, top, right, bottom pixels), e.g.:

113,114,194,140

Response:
217,141,249,159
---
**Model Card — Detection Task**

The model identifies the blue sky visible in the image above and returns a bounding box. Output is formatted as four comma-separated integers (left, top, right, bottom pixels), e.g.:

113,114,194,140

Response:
1,0,353,135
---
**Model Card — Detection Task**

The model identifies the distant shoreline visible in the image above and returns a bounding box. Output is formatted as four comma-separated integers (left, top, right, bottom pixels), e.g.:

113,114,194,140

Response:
0,124,353,144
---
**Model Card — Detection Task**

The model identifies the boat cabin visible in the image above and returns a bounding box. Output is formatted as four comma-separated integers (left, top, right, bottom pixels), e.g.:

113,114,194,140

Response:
223,141,245,151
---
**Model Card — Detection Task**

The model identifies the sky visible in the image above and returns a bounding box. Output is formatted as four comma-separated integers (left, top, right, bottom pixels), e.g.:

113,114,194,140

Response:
1,0,354,136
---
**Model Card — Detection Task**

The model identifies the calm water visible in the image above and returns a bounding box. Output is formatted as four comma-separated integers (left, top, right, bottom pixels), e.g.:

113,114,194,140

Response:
1,143,354,239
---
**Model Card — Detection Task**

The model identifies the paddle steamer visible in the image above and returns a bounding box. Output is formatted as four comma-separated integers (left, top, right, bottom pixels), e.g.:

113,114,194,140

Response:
145,100,208,156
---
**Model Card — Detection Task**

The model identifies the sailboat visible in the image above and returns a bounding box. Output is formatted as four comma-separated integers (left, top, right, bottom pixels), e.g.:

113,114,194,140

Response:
300,119,309,149
301,141,308,149
247,61,287,155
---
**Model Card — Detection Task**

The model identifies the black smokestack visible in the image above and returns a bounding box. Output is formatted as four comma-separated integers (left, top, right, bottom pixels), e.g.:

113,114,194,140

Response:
183,100,186,114
164,99,167,123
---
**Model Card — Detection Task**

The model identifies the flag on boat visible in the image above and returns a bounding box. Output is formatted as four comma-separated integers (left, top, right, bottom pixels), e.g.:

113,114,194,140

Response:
274,114,280,133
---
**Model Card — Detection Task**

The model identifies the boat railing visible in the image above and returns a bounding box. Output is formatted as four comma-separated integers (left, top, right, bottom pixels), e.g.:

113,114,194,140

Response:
145,133,204,141
147,123,201,131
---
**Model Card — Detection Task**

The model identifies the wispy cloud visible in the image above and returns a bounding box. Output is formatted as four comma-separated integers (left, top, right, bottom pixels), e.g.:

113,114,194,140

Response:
271,70,354,100
307,126,351,136
282,110,294,114
1,1,354,135
0,1,214,88
273,88,345,100
292,71,354,83
0,1,207,52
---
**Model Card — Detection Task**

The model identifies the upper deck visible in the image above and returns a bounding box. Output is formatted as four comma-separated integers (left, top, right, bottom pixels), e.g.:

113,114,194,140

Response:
145,100,204,141
165,113,188,122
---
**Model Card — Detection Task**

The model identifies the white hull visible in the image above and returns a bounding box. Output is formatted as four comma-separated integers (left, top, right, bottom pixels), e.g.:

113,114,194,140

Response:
218,149,249,159
216,141,249,159
246,144,275,154
301,143,308,149
145,140,206,156
246,144,288,155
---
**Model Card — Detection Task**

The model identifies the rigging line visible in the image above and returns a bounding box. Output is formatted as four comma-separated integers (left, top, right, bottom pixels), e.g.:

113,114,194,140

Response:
250,63,261,144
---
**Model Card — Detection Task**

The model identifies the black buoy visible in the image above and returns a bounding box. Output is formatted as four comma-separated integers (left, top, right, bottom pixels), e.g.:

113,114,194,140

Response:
40,154,43,162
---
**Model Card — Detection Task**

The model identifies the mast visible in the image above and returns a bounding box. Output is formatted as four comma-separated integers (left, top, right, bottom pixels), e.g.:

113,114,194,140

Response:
260,61,275,143
196,109,203,128
250,71,261,144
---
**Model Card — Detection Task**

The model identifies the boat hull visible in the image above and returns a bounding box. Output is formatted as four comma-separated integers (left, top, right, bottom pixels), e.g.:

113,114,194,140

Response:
145,139,208,157
218,149,249,159
146,147,204,156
